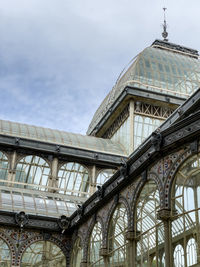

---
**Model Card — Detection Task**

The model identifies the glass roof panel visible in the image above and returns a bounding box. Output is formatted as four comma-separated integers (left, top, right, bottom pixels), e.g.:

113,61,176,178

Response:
0,119,127,156
0,187,84,218
87,45,200,135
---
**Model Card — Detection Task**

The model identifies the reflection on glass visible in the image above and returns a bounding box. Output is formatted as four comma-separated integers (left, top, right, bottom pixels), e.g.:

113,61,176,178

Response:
0,238,11,266
71,238,83,267
134,115,163,150
96,169,116,188
174,244,184,267
136,180,164,266
172,154,200,266
15,156,50,191
88,222,103,266
58,162,89,196
21,241,66,267
0,151,9,186
187,238,197,266
111,118,130,154
108,203,128,266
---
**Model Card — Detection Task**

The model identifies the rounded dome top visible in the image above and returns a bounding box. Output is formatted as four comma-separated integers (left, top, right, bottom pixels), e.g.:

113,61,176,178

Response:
87,41,200,135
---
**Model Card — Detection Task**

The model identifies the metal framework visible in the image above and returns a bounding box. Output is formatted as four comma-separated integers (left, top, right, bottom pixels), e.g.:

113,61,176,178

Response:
88,222,103,266
87,40,200,135
0,40,200,267
108,203,128,266
0,238,10,266
21,240,66,266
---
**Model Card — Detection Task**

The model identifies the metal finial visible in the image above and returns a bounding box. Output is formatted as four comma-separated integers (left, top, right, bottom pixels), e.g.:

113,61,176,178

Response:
162,7,168,41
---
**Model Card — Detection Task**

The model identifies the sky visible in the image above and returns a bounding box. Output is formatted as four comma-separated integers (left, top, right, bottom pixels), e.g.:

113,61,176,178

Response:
0,0,200,135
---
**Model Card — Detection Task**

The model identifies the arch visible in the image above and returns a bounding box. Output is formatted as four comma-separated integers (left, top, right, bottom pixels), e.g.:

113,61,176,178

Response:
87,220,104,266
15,155,51,191
165,147,192,209
135,179,164,266
81,215,104,264
174,244,184,266
17,235,67,266
131,172,163,229
71,237,83,267
107,201,129,266
187,238,197,266
0,232,15,266
95,169,116,188
170,152,200,266
104,196,131,243
58,162,90,196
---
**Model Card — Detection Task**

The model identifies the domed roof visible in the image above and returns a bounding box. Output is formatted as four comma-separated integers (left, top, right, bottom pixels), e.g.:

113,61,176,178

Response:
87,40,200,135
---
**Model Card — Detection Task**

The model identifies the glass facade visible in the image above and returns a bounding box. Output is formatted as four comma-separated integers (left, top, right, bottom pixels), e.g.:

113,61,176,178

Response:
71,238,83,267
0,120,126,156
134,115,164,150
15,155,50,191
108,203,128,266
21,241,66,266
171,153,200,266
58,162,89,196
135,180,164,266
111,117,130,153
88,45,200,135
0,238,11,266
0,151,9,186
96,169,116,188
119,46,200,97
88,222,103,266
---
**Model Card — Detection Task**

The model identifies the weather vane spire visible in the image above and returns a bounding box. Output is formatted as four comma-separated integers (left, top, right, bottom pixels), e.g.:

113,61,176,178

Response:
162,7,168,41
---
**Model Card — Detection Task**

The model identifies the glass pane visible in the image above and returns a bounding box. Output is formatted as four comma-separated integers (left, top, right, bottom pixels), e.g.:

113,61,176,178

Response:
21,241,66,267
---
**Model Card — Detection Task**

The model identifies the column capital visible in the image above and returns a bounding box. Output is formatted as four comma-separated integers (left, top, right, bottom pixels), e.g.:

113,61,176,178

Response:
80,262,88,267
125,230,140,241
99,247,109,257
157,209,177,221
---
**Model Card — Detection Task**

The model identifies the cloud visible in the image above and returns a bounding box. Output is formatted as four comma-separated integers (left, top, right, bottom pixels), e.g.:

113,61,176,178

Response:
0,0,199,134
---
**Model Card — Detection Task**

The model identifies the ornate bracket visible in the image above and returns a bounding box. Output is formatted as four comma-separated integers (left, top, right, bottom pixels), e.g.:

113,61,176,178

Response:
96,186,104,199
15,138,20,145
151,130,162,151
120,159,128,178
56,145,60,152
77,205,84,217
15,211,29,229
190,140,198,154
58,215,70,234
42,232,51,240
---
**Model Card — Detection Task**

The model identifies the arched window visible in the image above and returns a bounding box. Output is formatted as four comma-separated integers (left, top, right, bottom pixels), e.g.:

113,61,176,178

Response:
108,203,128,266
15,155,50,191
162,252,165,267
187,238,197,266
174,244,184,267
171,154,200,266
135,180,164,266
21,240,66,266
0,151,9,186
58,162,89,196
88,222,104,266
71,238,83,267
0,238,11,265
96,169,116,188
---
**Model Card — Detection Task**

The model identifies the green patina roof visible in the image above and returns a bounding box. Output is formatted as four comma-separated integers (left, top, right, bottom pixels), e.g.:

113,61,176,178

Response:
87,41,200,135
0,119,127,156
